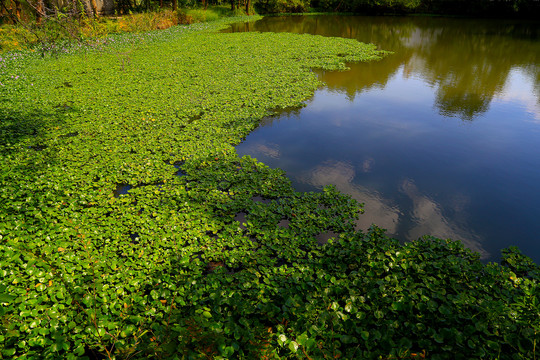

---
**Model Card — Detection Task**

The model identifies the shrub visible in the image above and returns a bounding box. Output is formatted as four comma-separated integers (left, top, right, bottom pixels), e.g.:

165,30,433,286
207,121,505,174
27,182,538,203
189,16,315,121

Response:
186,8,221,23
255,0,310,14
0,26,36,52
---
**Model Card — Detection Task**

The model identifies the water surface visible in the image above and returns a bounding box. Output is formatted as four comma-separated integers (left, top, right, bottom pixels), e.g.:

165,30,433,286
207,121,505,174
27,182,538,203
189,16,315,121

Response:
226,16,540,263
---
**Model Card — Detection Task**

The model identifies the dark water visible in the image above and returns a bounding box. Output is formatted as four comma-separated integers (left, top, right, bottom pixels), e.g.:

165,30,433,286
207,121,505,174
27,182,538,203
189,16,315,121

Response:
226,16,540,263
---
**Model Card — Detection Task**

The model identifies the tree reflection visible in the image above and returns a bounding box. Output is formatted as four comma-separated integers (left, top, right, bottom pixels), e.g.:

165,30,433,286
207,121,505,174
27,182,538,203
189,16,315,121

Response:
227,15,540,121
411,19,536,120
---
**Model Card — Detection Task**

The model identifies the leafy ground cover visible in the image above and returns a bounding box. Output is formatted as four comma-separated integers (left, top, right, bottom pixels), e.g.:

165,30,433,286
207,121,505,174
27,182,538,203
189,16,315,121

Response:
0,16,539,359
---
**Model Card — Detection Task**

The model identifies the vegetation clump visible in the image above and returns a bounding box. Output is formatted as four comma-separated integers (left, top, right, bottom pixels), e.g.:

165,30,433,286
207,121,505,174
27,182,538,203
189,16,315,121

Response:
0,5,249,53
0,16,539,359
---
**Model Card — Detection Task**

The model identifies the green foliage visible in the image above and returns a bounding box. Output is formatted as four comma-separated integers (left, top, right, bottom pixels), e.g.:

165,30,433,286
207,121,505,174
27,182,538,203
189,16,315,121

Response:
312,0,421,13
0,6,244,53
308,0,539,15
256,0,311,14
0,25,37,52
0,15,538,359
502,246,540,278
186,8,221,22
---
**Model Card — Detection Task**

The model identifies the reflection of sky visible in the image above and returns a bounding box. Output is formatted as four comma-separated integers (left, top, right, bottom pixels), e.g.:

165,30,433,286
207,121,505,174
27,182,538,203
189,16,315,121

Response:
399,178,487,259
243,141,281,158
236,19,540,263
238,65,540,262
243,140,490,258
495,67,540,122
316,65,435,114
301,160,488,259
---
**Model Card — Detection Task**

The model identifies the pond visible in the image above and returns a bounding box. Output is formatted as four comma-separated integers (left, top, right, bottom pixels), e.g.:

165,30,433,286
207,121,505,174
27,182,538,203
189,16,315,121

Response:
224,15,540,263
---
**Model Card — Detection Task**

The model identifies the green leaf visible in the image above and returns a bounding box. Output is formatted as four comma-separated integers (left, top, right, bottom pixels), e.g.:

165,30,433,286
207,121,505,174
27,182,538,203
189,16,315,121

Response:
361,331,369,341
2,348,16,357
296,332,308,346
288,341,298,353
0,293,16,303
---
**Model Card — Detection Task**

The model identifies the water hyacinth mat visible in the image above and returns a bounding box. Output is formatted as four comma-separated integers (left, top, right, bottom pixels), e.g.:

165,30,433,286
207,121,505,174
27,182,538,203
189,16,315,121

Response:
1,16,538,360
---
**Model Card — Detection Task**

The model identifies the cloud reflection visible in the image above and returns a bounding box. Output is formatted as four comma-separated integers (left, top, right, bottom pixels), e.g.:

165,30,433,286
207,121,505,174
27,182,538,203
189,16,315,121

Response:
299,160,400,234
298,160,488,259
400,179,488,259
362,157,375,173
239,141,281,159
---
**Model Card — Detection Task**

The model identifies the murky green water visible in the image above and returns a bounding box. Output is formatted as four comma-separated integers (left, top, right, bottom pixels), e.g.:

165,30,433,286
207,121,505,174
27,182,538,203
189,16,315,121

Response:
226,15,540,263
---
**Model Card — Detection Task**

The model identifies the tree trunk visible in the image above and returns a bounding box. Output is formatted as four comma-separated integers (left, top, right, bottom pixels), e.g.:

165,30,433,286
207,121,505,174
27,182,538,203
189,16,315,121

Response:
231,0,235,11
36,0,44,24
90,0,99,17
159,0,163,8
172,0,177,11
245,0,250,14
13,0,21,19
